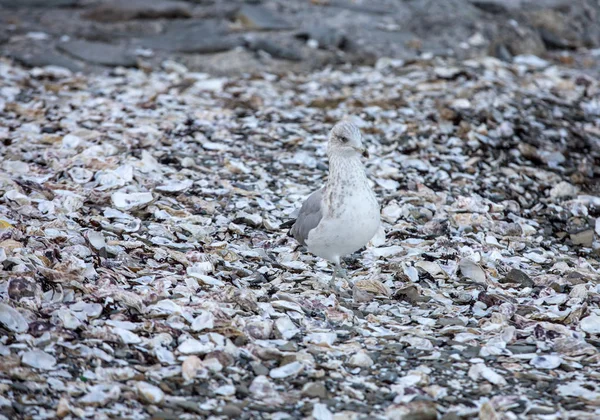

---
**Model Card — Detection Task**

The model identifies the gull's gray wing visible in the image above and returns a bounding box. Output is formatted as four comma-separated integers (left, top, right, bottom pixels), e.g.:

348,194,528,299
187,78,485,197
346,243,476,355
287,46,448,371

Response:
289,188,324,246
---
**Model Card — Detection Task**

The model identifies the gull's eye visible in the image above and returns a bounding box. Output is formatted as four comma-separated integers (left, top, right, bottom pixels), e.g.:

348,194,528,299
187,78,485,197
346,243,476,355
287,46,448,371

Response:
339,135,349,143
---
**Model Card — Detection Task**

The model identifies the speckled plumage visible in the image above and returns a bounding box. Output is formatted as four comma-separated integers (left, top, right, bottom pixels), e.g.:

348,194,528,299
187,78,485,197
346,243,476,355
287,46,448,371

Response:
289,121,380,284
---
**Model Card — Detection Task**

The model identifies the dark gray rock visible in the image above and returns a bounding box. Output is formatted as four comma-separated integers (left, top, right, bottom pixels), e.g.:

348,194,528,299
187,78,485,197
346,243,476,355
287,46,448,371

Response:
83,0,193,22
377,371,398,384
302,382,328,399
295,26,346,50
250,361,269,376
8,278,37,301
218,404,243,418
235,4,293,31
11,49,83,72
2,0,600,77
506,344,538,354
246,37,303,61
499,269,535,288
57,40,137,67
321,0,389,15
469,0,522,14
0,0,78,7
140,20,240,53
526,6,599,49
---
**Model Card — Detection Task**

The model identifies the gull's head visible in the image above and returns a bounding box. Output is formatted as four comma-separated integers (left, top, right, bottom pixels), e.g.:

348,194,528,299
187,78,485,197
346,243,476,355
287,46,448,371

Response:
327,121,369,158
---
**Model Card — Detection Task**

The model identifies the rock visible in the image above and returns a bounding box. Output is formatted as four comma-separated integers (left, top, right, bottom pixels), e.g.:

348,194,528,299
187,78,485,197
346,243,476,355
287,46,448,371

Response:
191,310,214,332
581,314,600,334
251,362,269,376
84,0,192,22
246,37,303,61
249,376,282,405
22,350,57,370
570,229,594,247
234,211,263,227
0,0,77,7
220,403,243,418
385,401,438,420
549,181,579,199
459,258,487,283
113,327,142,344
304,332,337,347
479,401,500,420
136,381,165,405
469,0,521,14
57,40,137,67
182,355,203,381
274,315,300,340
177,338,214,355
491,21,546,58
499,269,534,288
11,50,84,72
181,49,265,76
302,382,328,399
140,20,240,54
214,384,236,396
312,403,333,420
86,231,106,255
295,26,346,50
8,277,37,301
111,192,154,211
0,303,29,333
347,351,374,368
530,355,562,369
513,54,550,69
468,363,507,386
236,5,293,31
526,3,600,50
79,384,121,406
56,397,70,418
269,361,304,379
156,180,193,193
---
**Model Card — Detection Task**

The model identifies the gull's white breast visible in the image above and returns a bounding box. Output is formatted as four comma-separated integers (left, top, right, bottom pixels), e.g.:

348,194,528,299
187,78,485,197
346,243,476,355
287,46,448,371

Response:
306,182,380,262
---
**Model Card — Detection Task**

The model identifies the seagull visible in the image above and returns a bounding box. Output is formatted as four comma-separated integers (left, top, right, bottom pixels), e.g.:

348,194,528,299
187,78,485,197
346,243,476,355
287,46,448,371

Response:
287,121,380,290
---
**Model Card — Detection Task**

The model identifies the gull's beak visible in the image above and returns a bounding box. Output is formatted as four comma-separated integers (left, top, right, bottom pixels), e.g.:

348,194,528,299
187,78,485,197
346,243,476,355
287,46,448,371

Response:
352,146,370,158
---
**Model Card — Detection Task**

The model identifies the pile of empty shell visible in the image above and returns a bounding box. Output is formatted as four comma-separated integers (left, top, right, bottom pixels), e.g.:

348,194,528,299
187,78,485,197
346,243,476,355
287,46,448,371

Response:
0,53,599,419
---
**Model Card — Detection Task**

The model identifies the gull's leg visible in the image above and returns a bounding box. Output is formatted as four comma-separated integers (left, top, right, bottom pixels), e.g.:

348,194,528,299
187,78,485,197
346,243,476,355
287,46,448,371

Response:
328,256,351,298
328,256,341,293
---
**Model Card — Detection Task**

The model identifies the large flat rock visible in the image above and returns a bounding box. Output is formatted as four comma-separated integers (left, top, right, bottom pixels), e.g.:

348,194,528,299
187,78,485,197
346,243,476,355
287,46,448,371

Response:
83,0,193,22
140,20,241,54
0,0,78,7
57,40,137,67
12,49,84,72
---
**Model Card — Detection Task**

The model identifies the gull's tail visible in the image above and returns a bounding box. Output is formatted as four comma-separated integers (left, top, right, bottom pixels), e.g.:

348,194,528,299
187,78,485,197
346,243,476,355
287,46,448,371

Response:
280,219,296,237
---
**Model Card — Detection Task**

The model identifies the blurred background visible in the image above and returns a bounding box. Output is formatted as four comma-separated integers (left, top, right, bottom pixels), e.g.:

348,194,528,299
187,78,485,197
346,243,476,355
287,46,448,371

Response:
1,0,599,76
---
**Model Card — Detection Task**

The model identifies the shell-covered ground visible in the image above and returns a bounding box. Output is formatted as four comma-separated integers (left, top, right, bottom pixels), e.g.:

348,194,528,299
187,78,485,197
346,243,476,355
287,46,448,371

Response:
1,54,600,419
